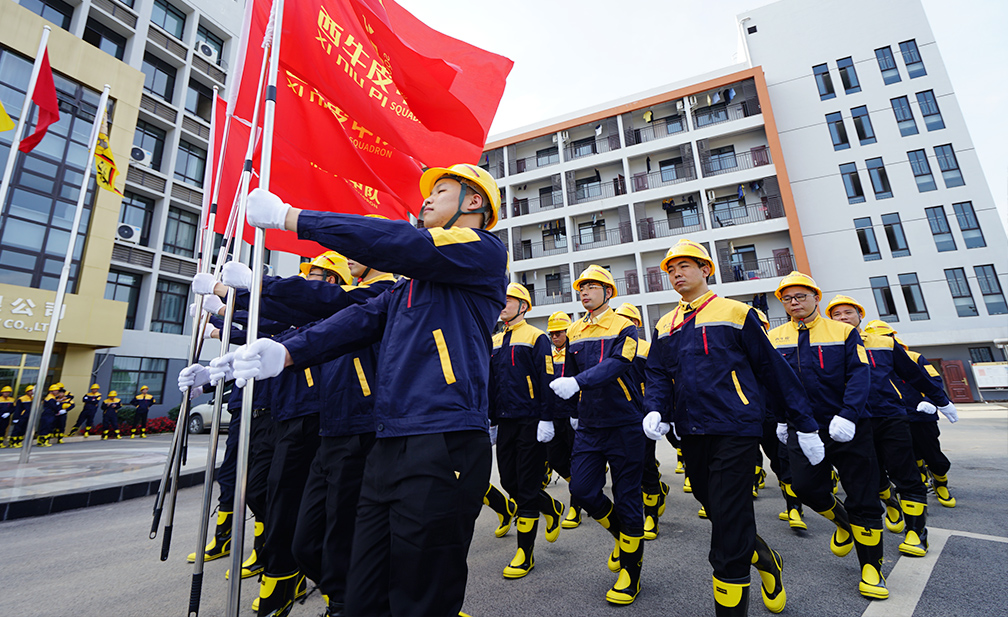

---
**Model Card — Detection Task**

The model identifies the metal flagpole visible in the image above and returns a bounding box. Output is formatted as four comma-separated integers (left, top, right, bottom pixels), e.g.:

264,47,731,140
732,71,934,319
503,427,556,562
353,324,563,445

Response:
18,84,110,465
0,26,51,211
227,0,283,612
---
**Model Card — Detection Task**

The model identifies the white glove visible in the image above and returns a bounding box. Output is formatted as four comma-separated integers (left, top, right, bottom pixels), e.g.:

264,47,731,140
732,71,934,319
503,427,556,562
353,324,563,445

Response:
776,422,788,444
642,411,670,441
202,322,218,340
222,261,253,290
537,420,555,443
233,338,288,387
915,401,937,415
489,425,497,446
937,402,958,423
550,377,580,400
202,293,225,315
828,416,856,443
178,363,211,391
797,431,826,466
246,188,291,229
208,352,235,385
0,413,9,418
58,409,67,415
192,272,217,295
569,417,579,430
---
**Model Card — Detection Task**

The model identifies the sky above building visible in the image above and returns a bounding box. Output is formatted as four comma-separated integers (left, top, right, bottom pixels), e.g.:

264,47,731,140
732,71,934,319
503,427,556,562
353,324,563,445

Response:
399,0,1007,222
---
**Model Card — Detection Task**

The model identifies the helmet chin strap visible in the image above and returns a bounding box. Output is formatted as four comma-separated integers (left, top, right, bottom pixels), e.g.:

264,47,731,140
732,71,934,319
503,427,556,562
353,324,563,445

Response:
418,178,490,229
357,267,372,284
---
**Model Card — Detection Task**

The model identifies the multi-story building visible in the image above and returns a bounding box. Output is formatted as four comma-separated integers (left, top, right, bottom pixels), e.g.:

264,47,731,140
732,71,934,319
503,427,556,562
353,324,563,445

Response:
484,0,1006,401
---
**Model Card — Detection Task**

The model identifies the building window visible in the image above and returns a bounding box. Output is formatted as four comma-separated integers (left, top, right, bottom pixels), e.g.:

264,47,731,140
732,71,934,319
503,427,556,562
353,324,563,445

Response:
536,146,558,167
110,356,168,401
195,25,224,66
975,265,1007,315
969,347,995,363
875,47,901,84
163,206,199,257
82,18,126,60
881,212,910,257
837,57,860,94
132,121,166,171
891,96,918,136
851,106,876,145
925,206,956,252
952,201,985,248
854,217,881,261
141,53,177,104
185,79,213,122
916,90,944,131
659,157,683,182
899,273,929,321
105,269,142,329
571,137,597,158
813,64,835,100
119,192,154,246
709,146,737,173
577,220,606,245
899,40,927,78
866,158,892,199
151,0,186,39
840,162,865,204
21,0,73,30
574,176,601,201
870,276,899,322
174,140,207,187
907,149,936,192
150,278,188,333
944,268,977,317
934,144,964,188
826,112,849,150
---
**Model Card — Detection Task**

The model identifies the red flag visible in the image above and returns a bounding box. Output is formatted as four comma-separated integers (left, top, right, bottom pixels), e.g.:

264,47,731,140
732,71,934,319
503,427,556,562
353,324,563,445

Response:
19,50,60,153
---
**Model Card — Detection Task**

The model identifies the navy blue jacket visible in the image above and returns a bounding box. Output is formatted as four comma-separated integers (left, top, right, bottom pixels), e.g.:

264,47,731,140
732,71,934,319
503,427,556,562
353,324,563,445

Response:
489,320,555,423
563,307,640,428
861,330,950,418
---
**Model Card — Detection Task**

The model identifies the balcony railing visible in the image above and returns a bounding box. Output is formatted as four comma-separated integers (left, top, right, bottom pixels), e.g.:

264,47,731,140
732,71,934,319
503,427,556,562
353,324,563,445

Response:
769,316,788,329
532,288,573,306
631,163,697,192
564,135,620,161
572,225,633,252
512,237,569,261
692,101,759,129
646,270,675,293
626,116,687,146
571,176,627,205
719,254,796,284
613,276,641,296
510,152,560,175
510,191,563,217
701,147,772,177
637,210,706,240
710,196,785,228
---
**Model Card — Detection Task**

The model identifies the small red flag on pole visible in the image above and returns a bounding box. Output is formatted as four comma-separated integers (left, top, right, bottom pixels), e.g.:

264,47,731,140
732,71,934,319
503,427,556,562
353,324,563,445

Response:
19,49,60,153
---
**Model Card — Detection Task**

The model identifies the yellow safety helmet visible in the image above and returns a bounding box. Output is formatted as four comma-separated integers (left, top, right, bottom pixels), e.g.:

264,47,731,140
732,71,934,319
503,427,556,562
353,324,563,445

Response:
825,294,866,319
419,163,501,230
547,311,572,332
1,386,12,394
775,271,822,302
863,319,896,337
299,251,352,285
614,302,642,325
140,385,149,391
90,384,100,390
573,265,617,297
25,385,34,393
109,390,118,398
506,283,532,309
49,384,61,392
660,239,716,276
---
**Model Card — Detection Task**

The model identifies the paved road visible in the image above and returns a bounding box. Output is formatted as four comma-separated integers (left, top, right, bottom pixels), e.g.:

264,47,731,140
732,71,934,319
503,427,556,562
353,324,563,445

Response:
2,405,1005,616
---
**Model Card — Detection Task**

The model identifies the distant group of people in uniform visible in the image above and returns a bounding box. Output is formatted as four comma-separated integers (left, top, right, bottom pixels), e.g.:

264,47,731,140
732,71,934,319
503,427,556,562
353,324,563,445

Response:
0,383,157,446
171,163,959,617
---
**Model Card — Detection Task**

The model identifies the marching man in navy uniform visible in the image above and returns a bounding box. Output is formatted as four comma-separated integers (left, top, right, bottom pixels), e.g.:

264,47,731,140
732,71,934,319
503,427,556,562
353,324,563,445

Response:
70,384,102,437
8,385,34,448
101,391,122,439
129,385,156,438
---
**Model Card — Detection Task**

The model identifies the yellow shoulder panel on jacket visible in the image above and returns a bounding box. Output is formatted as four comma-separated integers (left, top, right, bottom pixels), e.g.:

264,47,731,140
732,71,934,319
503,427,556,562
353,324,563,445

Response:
620,336,638,361
857,345,868,365
429,227,480,246
637,338,651,359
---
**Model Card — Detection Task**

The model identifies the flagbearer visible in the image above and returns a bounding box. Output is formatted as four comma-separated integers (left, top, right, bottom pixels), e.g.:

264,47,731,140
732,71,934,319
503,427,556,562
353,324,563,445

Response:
130,386,155,438
0,386,15,447
101,391,122,439
8,386,34,448
70,385,102,437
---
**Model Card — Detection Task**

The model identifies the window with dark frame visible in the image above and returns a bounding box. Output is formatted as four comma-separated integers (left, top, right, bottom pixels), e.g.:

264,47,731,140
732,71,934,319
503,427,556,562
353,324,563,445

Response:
944,268,978,317
163,207,199,257
881,212,910,257
826,112,849,150
907,149,936,192
974,265,1007,315
854,217,881,261
82,18,126,60
916,91,944,131
709,146,737,173
659,157,683,182
899,273,929,321
536,146,559,167
118,192,154,246
132,120,166,170
875,46,901,84
925,206,956,252
150,278,189,334
969,347,995,363
110,356,168,401
899,40,927,78
952,201,985,248
837,57,861,94
934,144,964,188
174,140,207,187
840,162,865,204
574,176,601,201
866,157,892,199
141,53,177,103
196,25,224,65
813,64,835,100
21,0,73,30
105,269,142,329
870,276,899,322
851,106,876,145
891,96,918,136
185,79,214,122
151,0,186,39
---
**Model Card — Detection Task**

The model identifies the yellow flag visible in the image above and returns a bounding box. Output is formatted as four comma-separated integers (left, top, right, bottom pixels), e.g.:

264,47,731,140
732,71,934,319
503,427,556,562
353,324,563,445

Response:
94,131,123,195
0,100,14,132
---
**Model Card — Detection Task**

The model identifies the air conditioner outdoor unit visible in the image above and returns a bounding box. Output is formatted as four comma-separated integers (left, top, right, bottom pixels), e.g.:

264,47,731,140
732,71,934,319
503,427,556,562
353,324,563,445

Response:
116,223,142,244
706,190,716,201
676,100,684,111
195,42,219,64
560,131,569,142
552,134,558,143
688,95,697,107
131,147,153,167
